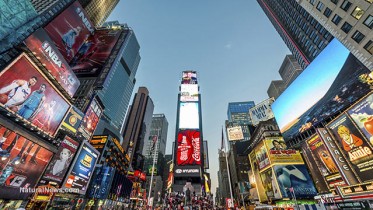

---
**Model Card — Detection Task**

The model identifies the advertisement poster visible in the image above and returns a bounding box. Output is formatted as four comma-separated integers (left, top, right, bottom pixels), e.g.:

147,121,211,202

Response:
227,126,244,141
176,130,201,165
44,1,94,62
180,84,198,102
255,141,270,171
179,102,199,129
249,97,275,126
273,164,317,198
0,54,70,136
78,97,103,140
259,168,281,199
43,136,79,183
264,138,303,164
181,71,197,84
347,92,373,145
328,114,373,183
306,135,345,189
88,166,115,199
0,125,53,199
24,28,80,97
61,106,84,134
70,29,124,75
63,141,99,194
249,151,267,202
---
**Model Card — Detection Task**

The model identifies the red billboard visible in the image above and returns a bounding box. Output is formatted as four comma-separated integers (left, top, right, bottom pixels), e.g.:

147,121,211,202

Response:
176,130,201,165
44,1,94,62
78,97,103,140
70,29,124,75
0,54,71,136
0,125,53,199
24,28,80,97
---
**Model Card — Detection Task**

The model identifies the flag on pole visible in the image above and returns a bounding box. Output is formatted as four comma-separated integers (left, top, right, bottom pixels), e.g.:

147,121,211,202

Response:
221,127,225,151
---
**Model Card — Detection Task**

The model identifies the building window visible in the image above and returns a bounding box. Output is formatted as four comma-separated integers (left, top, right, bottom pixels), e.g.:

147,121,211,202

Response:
324,7,332,17
317,2,325,11
310,0,316,5
332,14,342,25
364,40,373,54
351,30,365,43
351,7,365,20
331,0,339,4
340,0,352,11
341,22,352,33
364,15,373,29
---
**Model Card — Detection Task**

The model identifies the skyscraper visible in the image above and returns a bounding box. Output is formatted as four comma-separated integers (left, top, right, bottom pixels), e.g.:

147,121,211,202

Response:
257,0,334,69
79,0,120,26
226,101,255,143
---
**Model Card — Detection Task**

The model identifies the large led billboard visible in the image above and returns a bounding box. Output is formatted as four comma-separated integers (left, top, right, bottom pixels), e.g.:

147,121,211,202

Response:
271,39,371,140
70,29,124,76
179,102,199,129
78,97,103,140
0,54,70,136
24,28,80,97
63,141,99,194
0,125,53,199
182,71,197,84
180,84,198,102
44,1,94,62
227,126,244,141
176,130,201,165
249,98,275,126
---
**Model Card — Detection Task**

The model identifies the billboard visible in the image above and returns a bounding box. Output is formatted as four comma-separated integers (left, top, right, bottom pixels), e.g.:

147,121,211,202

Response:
264,138,304,164
78,97,103,140
42,136,79,184
180,84,198,102
89,135,108,154
259,168,281,199
327,114,373,183
248,151,267,202
254,141,270,171
249,98,275,126
24,28,80,97
179,102,199,129
174,165,201,177
176,130,201,165
61,106,84,134
44,1,94,62
181,71,197,84
70,29,124,75
271,39,371,140
0,125,53,199
227,126,244,141
273,164,317,198
63,141,99,194
0,54,70,136
203,140,209,169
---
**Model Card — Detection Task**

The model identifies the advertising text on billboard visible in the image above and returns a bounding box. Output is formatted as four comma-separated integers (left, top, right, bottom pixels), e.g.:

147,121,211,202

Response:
249,98,275,126
227,126,244,141
180,84,198,102
176,130,201,165
61,106,84,134
264,137,304,164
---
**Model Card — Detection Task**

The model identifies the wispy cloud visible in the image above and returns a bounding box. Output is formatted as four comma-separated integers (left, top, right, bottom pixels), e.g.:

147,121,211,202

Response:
224,43,232,49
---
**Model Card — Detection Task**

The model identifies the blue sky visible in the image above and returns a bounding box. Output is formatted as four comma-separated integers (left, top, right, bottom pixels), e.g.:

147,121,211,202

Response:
108,0,290,196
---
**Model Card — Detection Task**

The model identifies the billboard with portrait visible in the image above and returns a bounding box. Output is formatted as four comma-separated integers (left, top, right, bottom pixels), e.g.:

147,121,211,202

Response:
180,84,198,102
273,164,317,198
179,102,199,129
181,71,197,84
271,39,371,140
249,98,275,126
264,137,303,164
227,126,244,141
70,29,124,75
24,28,80,97
327,114,373,183
44,1,94,62
0,54,71,136
0,125,53,199
254,141,270,171
61,106,84,134
63,141,99,194
176,130,201,165
78,97,103,140
259,168,281,199
42,136,79,184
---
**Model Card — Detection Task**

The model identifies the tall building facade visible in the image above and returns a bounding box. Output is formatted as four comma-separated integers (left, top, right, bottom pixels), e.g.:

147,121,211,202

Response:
226,101,255,144
79,0,120,26
267,80,285,99
257,0,334,69
297,0,373,69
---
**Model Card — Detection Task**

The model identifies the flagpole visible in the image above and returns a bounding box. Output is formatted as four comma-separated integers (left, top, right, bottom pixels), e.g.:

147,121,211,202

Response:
148,128,159,209
223,127,234,208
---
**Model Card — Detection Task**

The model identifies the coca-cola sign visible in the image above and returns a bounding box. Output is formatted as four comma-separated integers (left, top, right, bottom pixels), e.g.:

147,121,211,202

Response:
176,130,201,165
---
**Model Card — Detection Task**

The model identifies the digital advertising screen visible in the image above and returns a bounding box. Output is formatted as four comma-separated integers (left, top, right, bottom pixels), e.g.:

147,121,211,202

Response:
227,126,244,141
249,97,275,126
0,54,71,136
271,39,371,141
259,168,281,199
264,138,304,164
63,141,99,194
61,106,84,134
78,97,103,140
0,125,53,199
273,164,317,198
43,136,79,184
181,71,197,84
44,1,94,62
70,29,124,75
180,84,198,102
178,102,199,129
176,130,201,165
23,28,80,97
254,141,270,171
327,114,373,183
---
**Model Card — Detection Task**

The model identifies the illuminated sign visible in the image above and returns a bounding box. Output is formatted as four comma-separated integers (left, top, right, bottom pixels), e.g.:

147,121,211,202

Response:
176,130,201,165
249,97,275,126
181,71,197,84
338,182,373,197
61,106,84,133
112,137,124,154
254,141,270,171
179,102,199,129
264,137,304,164
180,84,198,102
227,126,244,141
78,97,103,140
